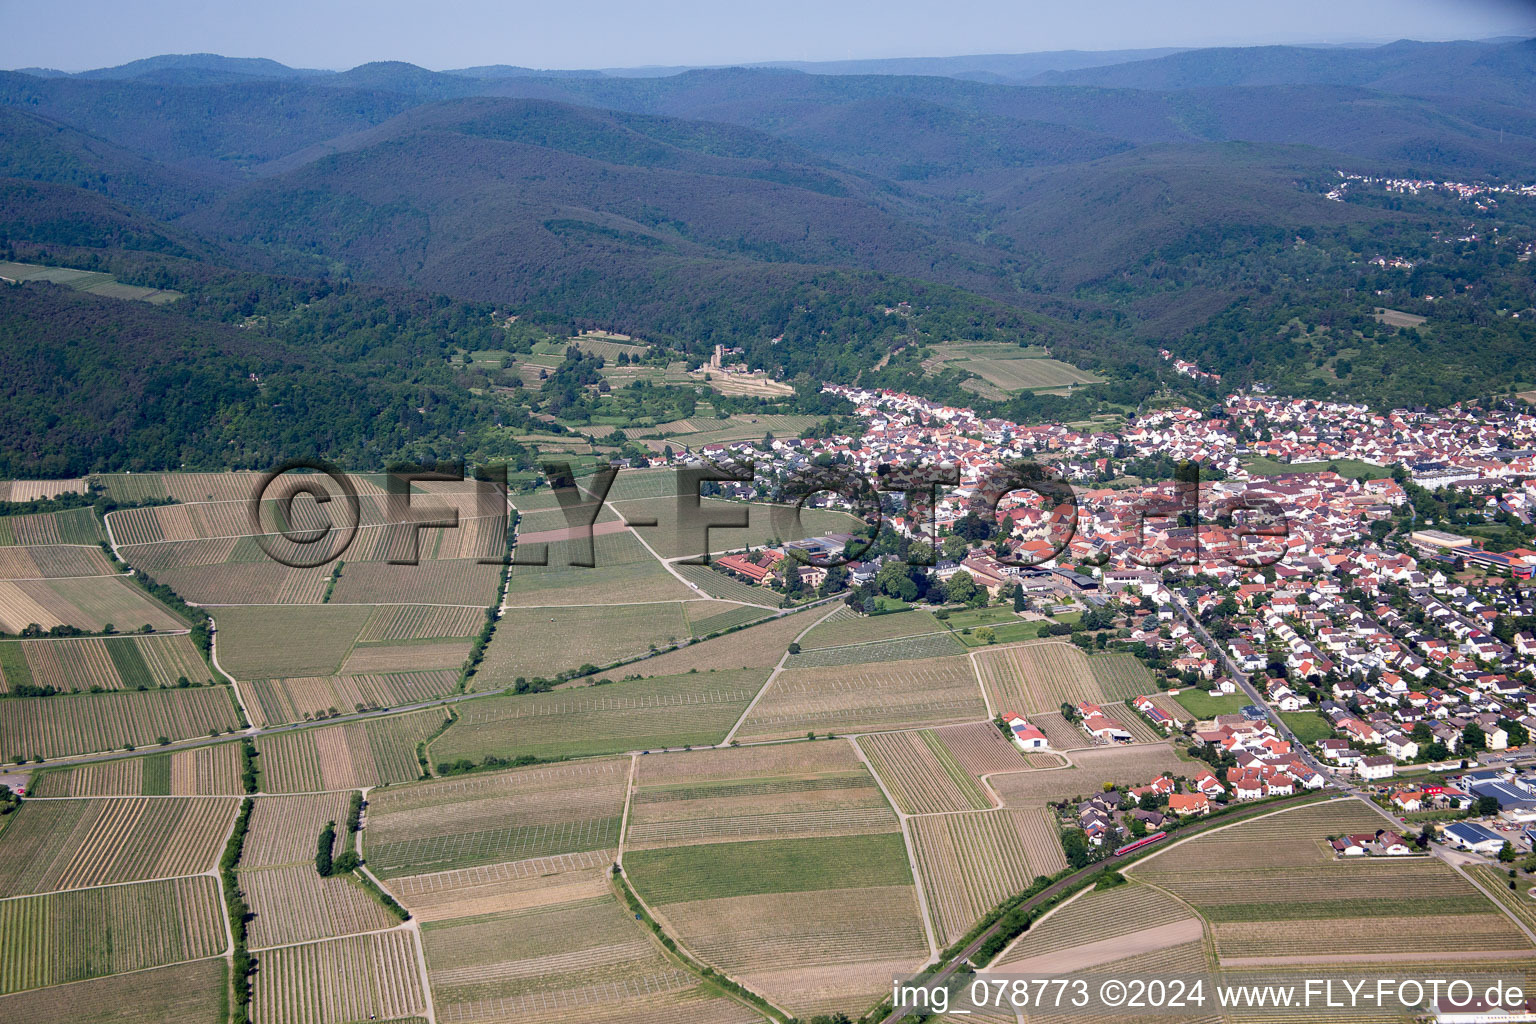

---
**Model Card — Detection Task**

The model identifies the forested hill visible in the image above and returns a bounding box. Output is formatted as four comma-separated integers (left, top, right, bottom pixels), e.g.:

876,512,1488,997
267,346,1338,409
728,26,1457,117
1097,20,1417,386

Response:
0,36,1533,442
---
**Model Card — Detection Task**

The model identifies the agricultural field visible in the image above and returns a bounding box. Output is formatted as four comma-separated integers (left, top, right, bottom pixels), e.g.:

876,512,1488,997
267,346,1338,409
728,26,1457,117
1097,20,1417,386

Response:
338,639,471,674
989,744,1188,805
364,758,629,877
0,544,115,580
0,796,237,897
120,559,333,606
214,605,375,678
32,742,244,796
0,958,227,1024
0,633,210,694
922,341,1101,393
688,601,771,636
503,529,694,606
431,669,766,763
0,685,239,759
798,607,945,651
244,668,460,728
785,631,965,665
242,864,398,949
626,740,899,850
857,729,990,813
0,575,185,634
0,875,224,994
910,808,1068,943
628,833,927,1019
609,496,859,560
328,558,502,607
418,862,759,1024
734,654,986,741
930,721,1033,779
244,792,354,867
993,881,1205,975
250,929,427,1024
254,707,448,793
0,508,103,546
672,561,782,606
974,640,1149,714
0,479,88,502
357,604,485,642
619,607,817,677
1131,800,1529,961
477,602,694,683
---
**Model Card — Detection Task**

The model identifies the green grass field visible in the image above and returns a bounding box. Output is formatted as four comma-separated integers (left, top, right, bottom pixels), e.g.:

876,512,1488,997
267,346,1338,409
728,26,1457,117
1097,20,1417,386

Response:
1241,457,1392,479
624,832,912,905
431,669,766,761
1171,689,1250,719
1281,711,1337,744
923,342,1100,393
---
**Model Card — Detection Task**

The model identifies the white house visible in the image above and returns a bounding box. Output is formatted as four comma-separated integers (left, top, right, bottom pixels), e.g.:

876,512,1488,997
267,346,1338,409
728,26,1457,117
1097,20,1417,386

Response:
1357,754,1396,781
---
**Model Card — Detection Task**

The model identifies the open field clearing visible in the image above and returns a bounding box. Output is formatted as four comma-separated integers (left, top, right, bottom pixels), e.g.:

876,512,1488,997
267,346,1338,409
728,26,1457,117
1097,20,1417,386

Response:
858,729,990,813
245,668,460,728
0,957,226,1024
432,669,766,762
799,607,945,650
32,742,243,796
358,604,485,641
784,630,964,665
1130,800,1528,960
0,633,209,694
734,654,986,741
0,544,115,580
339,638,471,674
627,754,897,850
215,605,374,678
672,561,781,606
626,832,912,905
659,885,929,1019
620,608,813,677
0,576,185,634
504,530,693,606
0,507,103,546
932,721,1034,778
0,796,236,897
250,928,426,1024
478,602,693,683
974,640,1151,714
0,478,87,502
329,559,502,607
911,808,1068,943
990,744,1187,805
366,758,629,877
0,874,224,993
994,881,1200,969
255,707,448,792
391,849,613,922
244,793,353,867
0,686,239,759
243,864,398,949
610,496,859,560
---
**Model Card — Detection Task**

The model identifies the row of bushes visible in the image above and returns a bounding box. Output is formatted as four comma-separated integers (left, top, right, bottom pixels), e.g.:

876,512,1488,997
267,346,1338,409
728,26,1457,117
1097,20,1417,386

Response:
221,797,255,1024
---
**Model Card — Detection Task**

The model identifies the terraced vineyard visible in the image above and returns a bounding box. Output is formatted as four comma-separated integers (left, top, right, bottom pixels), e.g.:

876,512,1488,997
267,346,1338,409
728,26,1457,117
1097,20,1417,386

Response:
735,654,986,741
0,685,239,759
0,797,237,897
910,808,1068,943
0,875,224,993
254,707,448,792
31,742,244,796
365,759,630,877
251,929,426,1024
858,729,990,813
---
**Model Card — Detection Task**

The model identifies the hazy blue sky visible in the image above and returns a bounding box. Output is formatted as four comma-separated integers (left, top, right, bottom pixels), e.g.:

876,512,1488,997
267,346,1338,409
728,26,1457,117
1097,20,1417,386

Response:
4,0,1534,72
